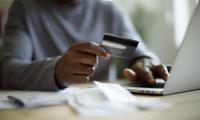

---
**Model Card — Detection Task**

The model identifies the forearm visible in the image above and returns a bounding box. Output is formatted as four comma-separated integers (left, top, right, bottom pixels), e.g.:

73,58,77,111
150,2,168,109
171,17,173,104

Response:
1,57,60,91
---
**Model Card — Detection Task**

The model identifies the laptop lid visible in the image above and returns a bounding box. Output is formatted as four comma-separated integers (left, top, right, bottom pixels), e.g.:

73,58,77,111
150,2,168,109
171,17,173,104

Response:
163,2,200,95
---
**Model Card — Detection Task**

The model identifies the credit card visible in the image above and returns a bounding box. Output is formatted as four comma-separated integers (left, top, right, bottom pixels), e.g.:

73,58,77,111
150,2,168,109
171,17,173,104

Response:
101,33,139,59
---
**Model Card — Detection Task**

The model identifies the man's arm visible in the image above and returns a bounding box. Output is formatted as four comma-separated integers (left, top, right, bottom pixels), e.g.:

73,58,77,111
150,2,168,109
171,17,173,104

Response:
0,0,59,91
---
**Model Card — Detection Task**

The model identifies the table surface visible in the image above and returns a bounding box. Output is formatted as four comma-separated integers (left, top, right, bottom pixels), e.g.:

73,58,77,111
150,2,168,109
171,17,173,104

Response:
0,82,200,120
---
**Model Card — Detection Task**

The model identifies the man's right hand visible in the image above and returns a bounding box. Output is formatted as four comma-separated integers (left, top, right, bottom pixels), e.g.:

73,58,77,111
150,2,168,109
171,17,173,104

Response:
55,42,110,86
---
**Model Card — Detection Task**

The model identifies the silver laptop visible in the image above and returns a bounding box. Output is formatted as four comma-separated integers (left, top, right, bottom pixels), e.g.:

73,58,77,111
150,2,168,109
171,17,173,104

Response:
125,2,200,95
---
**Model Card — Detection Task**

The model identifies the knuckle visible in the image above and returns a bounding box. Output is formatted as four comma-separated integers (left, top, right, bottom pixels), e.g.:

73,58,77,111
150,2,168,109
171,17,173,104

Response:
65,51,73,57
63,52,75,62
69,42,84,51
156,64,165,70
142,67,151,74
157,64,168,74
85,42,94,48
159,64,166,69
69,44,77,50
85,42,99,50
86,67,95,75
85,76,90,82
142,68,153,79
80,76,90,83
90,67,95,74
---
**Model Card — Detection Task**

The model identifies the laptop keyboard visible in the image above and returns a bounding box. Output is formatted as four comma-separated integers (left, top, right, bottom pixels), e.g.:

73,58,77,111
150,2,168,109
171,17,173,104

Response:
126,79,165,88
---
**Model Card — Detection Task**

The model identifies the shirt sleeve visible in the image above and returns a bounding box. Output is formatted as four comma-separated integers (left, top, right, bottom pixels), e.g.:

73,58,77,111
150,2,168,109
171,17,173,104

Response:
107,2,160,64
0,0,60,91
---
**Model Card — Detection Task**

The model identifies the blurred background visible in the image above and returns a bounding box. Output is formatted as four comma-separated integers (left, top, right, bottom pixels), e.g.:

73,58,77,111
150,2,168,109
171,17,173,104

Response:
0,0,199,79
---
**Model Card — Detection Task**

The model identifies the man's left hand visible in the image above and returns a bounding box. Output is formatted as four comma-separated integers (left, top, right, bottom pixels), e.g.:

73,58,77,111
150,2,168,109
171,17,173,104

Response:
123,57,172,85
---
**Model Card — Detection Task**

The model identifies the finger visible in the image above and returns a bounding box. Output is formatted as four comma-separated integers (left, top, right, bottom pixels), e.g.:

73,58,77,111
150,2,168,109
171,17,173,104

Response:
151,64,169,81
74,65,95,76
63,50,98,66
64,63,95,76
133,66,155,85
142,68,155,85
123,68,137,81
77,52,98,66
68,51,98,66
63,75,90,84
70,42,110,59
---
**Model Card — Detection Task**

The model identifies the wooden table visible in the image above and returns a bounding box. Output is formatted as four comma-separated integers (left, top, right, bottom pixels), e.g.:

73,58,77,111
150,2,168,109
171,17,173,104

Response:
0,84,200,120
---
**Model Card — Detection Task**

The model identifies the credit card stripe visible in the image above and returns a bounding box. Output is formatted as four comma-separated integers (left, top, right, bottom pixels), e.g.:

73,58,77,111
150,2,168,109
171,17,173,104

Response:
103,33,139,46
102,40,127,50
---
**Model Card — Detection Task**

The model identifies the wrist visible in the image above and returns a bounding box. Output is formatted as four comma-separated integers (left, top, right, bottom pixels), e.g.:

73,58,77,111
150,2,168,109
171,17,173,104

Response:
55,78,66,90
54,56,66,89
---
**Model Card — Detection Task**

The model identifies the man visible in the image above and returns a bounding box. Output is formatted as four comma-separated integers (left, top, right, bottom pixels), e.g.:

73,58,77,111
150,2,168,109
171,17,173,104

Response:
0,0,169,91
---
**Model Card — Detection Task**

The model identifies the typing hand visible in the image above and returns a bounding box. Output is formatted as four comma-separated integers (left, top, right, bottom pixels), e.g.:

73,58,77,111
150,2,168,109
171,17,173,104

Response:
55,42,110,86
123,57,172,85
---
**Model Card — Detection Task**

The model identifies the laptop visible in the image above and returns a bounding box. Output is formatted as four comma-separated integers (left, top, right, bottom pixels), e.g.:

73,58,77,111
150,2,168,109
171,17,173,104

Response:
125,2,200,95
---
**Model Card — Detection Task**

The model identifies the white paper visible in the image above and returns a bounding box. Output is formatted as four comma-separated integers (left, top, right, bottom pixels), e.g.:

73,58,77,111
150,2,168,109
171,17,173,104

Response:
67,81,171,117
0,87,80,109
94,81,137,103
67,87,137,117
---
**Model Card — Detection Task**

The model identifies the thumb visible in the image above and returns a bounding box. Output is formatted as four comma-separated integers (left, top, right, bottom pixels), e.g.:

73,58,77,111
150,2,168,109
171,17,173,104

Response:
123,68,137,81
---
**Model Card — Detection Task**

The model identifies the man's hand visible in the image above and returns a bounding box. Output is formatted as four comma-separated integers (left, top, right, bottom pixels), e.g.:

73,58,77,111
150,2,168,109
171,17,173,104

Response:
123,57,172,85
55,42,110,86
